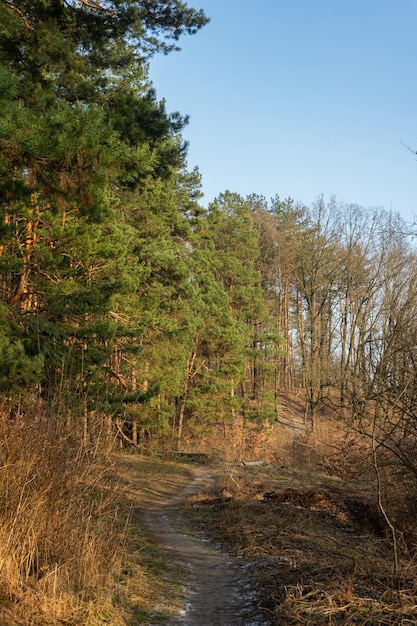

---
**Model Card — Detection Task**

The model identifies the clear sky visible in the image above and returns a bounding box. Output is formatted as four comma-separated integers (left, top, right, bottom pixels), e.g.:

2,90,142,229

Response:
149,1,417,222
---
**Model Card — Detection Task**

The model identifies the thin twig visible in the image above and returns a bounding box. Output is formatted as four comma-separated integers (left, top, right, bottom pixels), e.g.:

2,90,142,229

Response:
372,430,399,577
400,139,417,157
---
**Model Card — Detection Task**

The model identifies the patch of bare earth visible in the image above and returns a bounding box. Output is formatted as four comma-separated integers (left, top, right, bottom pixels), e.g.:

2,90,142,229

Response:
117,455,273,625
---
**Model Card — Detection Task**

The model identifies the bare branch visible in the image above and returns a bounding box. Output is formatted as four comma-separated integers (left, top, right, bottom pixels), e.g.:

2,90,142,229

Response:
110,369,129,390
400,139,417,157
2,0,34,30
115,420,140,448
77,0,116,15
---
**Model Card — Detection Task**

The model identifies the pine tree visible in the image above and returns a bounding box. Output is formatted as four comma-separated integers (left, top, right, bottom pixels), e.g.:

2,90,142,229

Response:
205,192,272,422
0,0,208,420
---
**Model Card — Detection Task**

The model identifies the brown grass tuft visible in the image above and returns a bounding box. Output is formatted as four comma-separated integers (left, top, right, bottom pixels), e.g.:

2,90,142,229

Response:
0,413,126,625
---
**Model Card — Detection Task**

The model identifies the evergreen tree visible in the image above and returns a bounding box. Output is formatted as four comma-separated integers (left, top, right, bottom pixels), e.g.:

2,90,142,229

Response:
0,0,208,421
205,192,276,422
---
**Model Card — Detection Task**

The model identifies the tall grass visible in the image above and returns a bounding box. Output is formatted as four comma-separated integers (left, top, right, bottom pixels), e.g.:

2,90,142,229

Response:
0,409,125,625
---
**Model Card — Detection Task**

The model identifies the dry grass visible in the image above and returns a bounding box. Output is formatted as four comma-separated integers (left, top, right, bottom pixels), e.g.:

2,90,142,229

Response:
0,413,127,625
185,462,417,625
3,387,416,625
113,454,195,624
111,396,417,625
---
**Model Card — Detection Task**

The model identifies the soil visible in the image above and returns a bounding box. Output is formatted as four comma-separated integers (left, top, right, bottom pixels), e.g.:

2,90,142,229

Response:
138,465,273,626
117,401,415,625
119,457,272,626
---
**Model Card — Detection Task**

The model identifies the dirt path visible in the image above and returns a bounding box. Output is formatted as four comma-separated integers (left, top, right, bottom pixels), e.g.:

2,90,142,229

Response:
136,464,272,626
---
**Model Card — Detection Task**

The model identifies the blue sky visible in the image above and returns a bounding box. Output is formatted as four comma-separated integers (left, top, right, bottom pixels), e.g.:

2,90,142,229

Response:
149,1,417,222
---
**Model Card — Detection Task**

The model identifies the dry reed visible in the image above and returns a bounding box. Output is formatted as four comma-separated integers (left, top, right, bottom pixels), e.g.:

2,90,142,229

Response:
0,411,126,625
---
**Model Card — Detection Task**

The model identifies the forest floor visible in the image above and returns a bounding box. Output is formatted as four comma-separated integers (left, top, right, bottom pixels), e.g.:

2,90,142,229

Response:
115,408,417,625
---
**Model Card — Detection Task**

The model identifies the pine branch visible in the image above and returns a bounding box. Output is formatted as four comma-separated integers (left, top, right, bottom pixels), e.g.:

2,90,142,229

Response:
77,0,116,15
2,0,34,30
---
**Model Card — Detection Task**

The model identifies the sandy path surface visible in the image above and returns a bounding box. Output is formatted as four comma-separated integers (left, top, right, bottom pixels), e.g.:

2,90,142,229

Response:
139,466,272,626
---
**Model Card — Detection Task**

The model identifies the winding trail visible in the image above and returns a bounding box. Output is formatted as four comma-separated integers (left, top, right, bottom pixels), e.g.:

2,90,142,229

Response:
139,465,272,626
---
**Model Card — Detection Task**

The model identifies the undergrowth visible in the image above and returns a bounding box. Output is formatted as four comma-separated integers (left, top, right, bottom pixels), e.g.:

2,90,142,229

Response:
3,395,417,625
0,412,127,625
185,463,417,625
